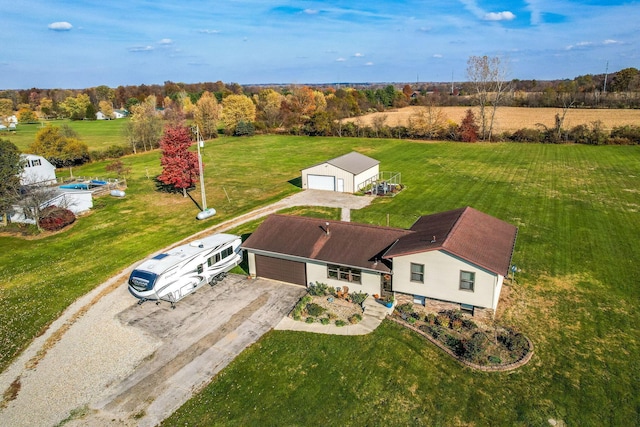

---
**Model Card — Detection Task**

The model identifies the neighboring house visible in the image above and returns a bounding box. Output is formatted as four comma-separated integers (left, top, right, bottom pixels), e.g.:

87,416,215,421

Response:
113,109,128,119
9,190,93,224
96,111,112,120
301,151,379,193
20,154,57,186
242,207,518,315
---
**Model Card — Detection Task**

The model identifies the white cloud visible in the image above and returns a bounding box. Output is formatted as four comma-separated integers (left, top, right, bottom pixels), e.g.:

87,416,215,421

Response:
48,22,73,31
159,38,173,45
566,41,593,50
197,29,221,34
353,53,364,57
304,9,318,14
603,39,620,45
433,54,443,58
129,46,154,52
483,11,516,21
418,27,432,33
365,62,373,66
336,57,346,62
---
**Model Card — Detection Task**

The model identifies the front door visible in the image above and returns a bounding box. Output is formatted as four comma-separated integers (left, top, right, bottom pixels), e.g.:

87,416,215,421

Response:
337,178,344,192
381,273,392,297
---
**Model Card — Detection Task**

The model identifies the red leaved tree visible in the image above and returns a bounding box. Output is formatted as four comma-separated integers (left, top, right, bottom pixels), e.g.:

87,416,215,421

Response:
158,125,199,197
459,109,480,143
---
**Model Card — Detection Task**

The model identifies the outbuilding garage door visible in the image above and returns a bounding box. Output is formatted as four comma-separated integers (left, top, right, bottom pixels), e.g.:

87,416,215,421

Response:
308,174,335,191
255,255,307,286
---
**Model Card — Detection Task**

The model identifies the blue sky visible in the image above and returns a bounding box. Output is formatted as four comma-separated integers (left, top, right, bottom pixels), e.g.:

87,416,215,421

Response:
1,0,638,89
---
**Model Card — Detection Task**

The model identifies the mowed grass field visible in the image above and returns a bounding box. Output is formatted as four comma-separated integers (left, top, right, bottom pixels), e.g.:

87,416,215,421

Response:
346,106,640,133
1,133,639,425
4,119,129,152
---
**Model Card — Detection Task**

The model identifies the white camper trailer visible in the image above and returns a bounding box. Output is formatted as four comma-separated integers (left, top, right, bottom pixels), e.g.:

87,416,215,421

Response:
128,233,242,307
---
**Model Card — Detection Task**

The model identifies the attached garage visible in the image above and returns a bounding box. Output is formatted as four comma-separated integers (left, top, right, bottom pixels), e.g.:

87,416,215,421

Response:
254,255,307,286
307,174,335,191
301,151,379,193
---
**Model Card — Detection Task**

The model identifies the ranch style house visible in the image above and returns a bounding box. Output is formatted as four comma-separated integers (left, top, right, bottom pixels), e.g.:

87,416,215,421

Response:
242,207,518,316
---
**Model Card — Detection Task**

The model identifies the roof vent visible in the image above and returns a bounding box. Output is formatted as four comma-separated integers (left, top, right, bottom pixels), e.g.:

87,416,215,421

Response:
325,222,330,235
431,235,437,243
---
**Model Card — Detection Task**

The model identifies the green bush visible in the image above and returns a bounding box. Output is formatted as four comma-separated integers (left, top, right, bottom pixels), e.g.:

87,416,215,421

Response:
488,355,502,364
305,317,315,324
460,332,487,362
335,319,347,327
461,319,477,330
406,316,417,325
305,303,326,317
436,314,450,328
348,313,362,324
308,282,329,296
396,302,414,315
320,318,330,325
498,330,530,357
425,313,436,324
349,291,368,306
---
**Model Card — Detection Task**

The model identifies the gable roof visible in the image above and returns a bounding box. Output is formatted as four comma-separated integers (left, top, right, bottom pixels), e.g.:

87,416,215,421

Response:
304,151,379,175
242,214,410,273
383,207,517,276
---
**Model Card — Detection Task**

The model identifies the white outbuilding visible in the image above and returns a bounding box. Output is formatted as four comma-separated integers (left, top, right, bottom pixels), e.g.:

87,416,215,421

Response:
301,151,379,193
20,154,57,186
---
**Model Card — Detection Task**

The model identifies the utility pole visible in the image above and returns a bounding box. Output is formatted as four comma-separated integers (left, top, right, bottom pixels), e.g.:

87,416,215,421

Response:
603,61,609,93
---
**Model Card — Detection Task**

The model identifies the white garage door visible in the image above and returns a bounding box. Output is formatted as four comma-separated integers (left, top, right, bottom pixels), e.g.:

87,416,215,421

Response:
308,175,335,191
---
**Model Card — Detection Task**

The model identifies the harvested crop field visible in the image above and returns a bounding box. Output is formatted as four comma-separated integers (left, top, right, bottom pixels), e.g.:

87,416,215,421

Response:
345,106,640,132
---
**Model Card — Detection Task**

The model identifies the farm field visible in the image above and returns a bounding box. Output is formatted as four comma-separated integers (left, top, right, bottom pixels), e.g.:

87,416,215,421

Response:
1,135,639,425
345,106,640,133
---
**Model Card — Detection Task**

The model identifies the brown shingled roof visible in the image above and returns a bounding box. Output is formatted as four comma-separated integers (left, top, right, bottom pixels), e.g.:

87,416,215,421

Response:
242,215,411,273
383,207,518,276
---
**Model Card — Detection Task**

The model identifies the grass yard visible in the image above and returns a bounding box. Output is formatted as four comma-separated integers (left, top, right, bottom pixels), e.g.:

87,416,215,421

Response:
1,135,639,425
3,118,129,152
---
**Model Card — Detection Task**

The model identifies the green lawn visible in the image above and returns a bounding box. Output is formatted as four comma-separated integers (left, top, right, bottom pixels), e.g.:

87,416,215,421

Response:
4,118,129,152
1,136,639,425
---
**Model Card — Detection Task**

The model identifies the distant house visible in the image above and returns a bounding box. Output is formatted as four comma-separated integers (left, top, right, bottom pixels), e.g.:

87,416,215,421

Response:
20,154,57,186
96,111,111,120
301,152,379,193
242,207,518,315
113,110,128,119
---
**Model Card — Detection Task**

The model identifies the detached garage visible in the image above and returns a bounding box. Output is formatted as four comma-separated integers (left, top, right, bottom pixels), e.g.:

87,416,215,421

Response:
301,152,379,193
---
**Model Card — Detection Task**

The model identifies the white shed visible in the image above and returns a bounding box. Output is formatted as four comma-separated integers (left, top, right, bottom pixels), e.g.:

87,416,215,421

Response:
301,152,379,193
20,154,57,186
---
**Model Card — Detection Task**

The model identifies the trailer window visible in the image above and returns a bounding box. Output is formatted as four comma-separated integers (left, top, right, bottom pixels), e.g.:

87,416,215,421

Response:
207,246,235,266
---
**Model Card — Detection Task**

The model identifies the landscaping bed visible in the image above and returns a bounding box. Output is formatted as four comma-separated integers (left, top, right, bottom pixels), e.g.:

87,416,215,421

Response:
392,302,533,370
289,282,366,326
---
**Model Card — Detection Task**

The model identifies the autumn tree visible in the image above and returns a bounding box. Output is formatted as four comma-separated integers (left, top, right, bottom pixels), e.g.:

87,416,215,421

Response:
408,104,448,139
157,125,199,197
98,100,114,119
105,159,132,180
221,94,256,135
0,139,24,224
39,97,54,118
194,91,220,139
18,107,38,123
60,93,92,120
254,89,284,129
281,86,318,130
30,125,90,167
459,109,479,142
466,55,510,141
125,95,163,153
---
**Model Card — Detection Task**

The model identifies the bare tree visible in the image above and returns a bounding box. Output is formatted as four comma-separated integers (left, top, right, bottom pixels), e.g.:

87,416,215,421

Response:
466,55,510,141
17,178,67,230
371,114,388,138
408,103,448,139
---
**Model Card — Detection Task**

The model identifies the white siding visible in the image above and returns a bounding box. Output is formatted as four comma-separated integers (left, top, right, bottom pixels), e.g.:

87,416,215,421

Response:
353,165,379,192
302,163,355,192
20,155,57,186
392,250,501,310
306,261,381,295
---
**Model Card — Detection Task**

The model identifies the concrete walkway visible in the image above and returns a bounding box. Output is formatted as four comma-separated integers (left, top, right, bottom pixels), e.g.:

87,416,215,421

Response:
275,296,394,335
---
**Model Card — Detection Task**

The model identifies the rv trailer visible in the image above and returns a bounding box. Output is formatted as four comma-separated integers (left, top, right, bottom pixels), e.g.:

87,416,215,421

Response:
128,233,242,307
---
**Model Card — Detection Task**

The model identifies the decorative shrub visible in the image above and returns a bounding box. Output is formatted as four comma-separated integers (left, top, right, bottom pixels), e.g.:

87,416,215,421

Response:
348,313,362,324
461,319,477,330
38,206,75,231
426,313,436,325
327,312,338,320
459,332,487,362
396,303,414,315
349,291,368,306
305,303,326,317
320,318,330,325
406,316,417,325
451,319,463,331
305,317,315,324
308,282,329,296
335,319,347,327
498,330,529,357
488,355,502,364
436,314,450,328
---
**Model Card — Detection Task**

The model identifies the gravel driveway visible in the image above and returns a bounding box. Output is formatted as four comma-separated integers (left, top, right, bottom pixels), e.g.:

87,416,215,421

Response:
0,189,372,427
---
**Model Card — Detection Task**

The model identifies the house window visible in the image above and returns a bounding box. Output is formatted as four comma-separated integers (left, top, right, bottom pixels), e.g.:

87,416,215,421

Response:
327,264,361,284
31,159,41,167
460,271,475,291
410,263,424,283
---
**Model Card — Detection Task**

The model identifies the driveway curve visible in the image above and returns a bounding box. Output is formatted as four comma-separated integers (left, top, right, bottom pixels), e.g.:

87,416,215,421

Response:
0,190,372,427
